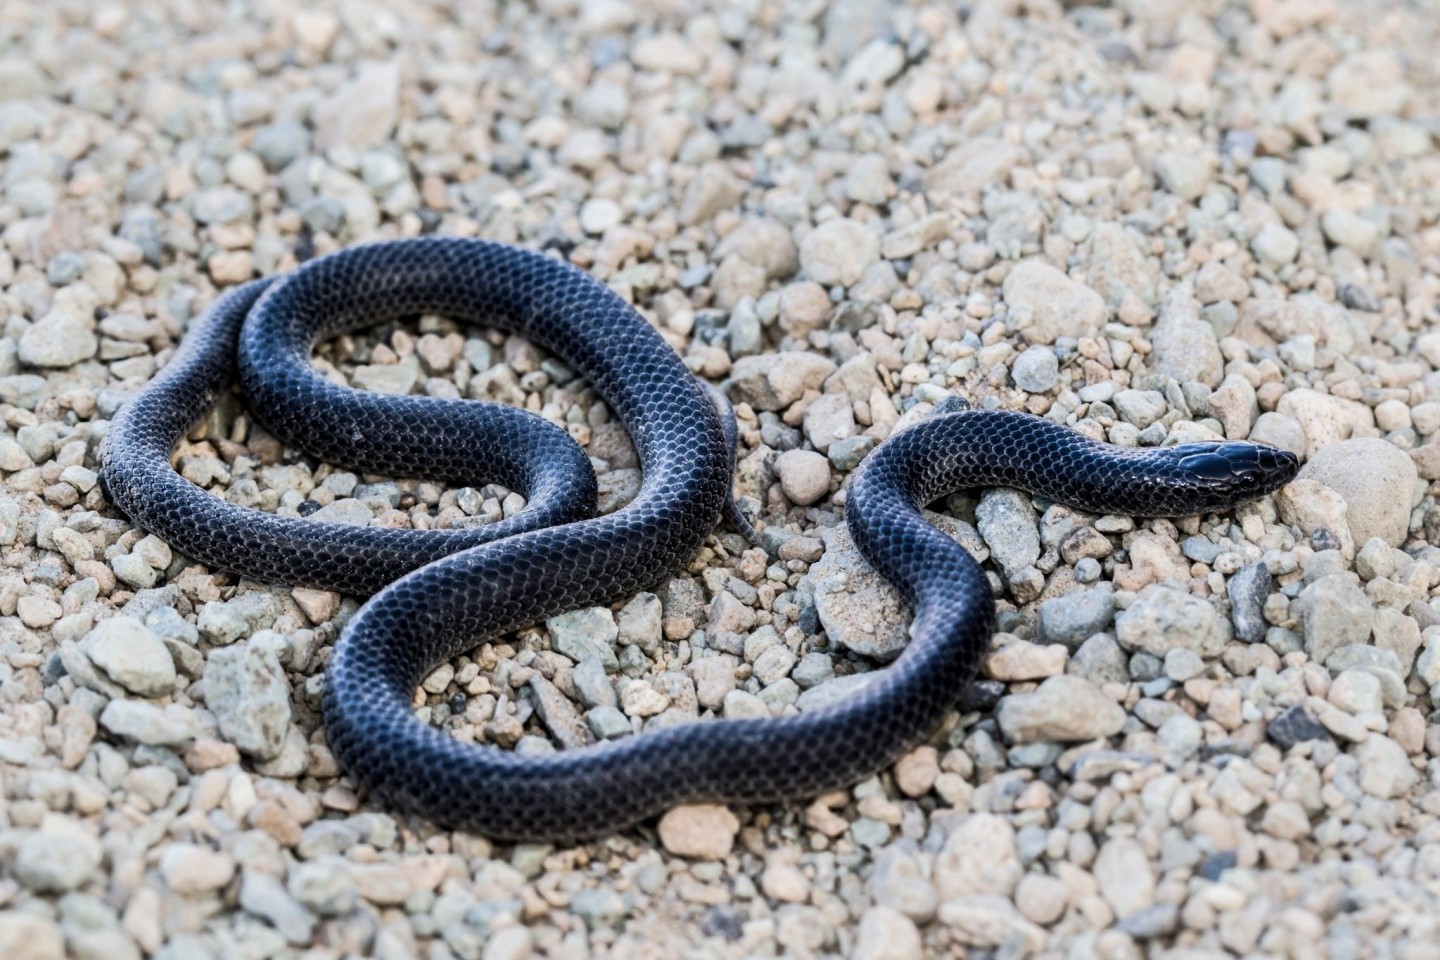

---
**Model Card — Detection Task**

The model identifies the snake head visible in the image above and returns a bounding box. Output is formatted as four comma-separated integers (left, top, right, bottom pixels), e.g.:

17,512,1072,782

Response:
1172,441,1300,506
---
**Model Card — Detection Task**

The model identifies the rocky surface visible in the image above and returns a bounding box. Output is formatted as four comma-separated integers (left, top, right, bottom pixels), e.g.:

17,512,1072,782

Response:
0,1,1438,958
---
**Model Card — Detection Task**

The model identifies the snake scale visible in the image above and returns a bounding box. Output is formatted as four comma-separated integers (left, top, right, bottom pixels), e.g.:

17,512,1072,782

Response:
101,237,1299,840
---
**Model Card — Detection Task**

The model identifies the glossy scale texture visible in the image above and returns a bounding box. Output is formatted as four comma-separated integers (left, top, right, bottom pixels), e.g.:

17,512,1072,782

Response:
102,238,1300,841
102,243,603,594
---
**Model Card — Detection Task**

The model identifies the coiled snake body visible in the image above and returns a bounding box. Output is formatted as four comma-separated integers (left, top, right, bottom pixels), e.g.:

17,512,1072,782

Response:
102,237,1299,840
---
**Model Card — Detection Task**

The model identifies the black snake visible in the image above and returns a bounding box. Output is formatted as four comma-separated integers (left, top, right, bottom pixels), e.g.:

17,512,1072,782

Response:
101,237,1299,840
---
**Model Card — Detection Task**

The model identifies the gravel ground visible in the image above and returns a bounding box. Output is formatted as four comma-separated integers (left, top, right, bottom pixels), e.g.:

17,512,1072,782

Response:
2,0,1440,957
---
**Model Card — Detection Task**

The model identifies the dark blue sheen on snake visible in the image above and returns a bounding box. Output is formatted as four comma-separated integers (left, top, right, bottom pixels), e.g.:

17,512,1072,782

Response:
100,237,1300,841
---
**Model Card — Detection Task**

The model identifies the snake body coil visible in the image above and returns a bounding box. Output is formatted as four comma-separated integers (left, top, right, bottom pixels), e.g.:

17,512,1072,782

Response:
103,237,1299,840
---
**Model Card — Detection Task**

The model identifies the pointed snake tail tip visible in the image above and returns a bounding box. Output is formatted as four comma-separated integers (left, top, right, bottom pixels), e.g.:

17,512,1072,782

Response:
723,495,760,545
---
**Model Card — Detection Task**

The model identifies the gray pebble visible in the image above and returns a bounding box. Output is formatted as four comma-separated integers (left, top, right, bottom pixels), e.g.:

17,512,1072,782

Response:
1252,221,1299,267
1150,288,1224,388
727,352,836,411
618,642,651,678
1338,282,1381,312
996,675,1126,743
828,435,876,471
976,489,1041,581
204,639,292,760
1180,536,1225,564
570,888,629,930
298,822,360,859
302,195,347,234
1154,150,1210,200
791,651,834,689
802,394,856,453
547,607,619,670
251,120,310,170
45,251,85,286
1267,704,1331,750
18,312,97,368
571,655,617,709
752,644,796,685
81,616,176,697
1296,573,1373,663
528,674,592,750
1227,562,1273,643
1116,586,1228,658
360,150,409,192
1012,347,1059,393
110,552,159,589
1156,712,1202,758
618,592,662,653
1115,903,1180,941
1038,582,1114,648
850,817,893,849
287,860,358,917
239,870,315,945
197,592,284,645
1129,652,1164,682
1009,742,1063,768
690,655,737,709
308,498,375,526
123,165,165,204
98,700,198,746
774,449,831,506
1069,633,1130,685
586,706,632,740
15,830,101,893
191,186,253,225
1298,438,1417,548
727,302,763,356
1112,389,1169,429
352,363,417,395
1162,648,1205,682
1198,850,1238,882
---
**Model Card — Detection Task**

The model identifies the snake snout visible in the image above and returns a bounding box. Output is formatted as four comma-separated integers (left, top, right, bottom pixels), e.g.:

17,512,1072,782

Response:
1254,444,1301,485
1227,442,1301,491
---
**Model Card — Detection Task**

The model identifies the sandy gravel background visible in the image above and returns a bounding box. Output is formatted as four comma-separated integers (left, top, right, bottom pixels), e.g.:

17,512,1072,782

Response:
1,0,1439,958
